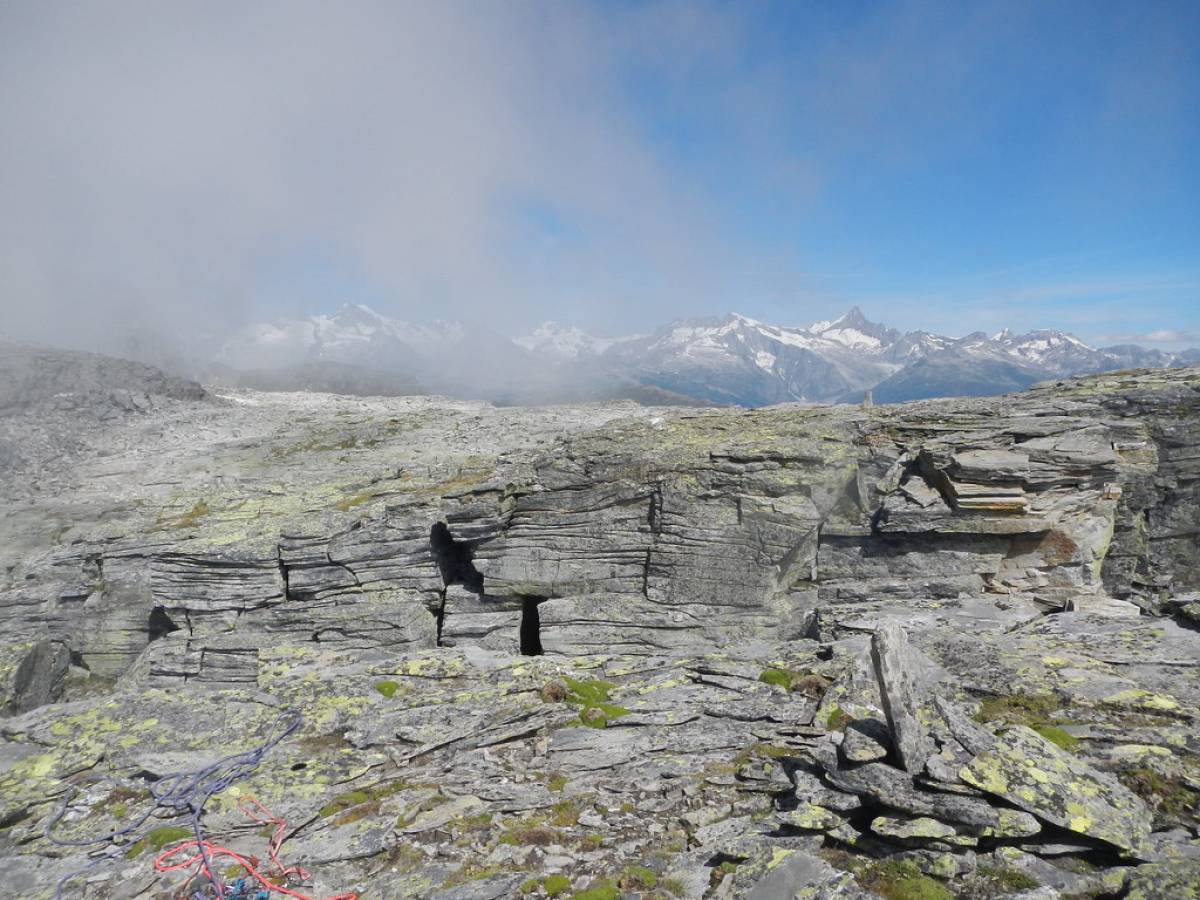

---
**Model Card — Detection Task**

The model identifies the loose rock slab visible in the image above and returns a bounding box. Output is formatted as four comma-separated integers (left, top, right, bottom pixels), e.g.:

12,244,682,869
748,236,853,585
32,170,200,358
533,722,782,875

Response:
960,724,1152,854
870,623,933,772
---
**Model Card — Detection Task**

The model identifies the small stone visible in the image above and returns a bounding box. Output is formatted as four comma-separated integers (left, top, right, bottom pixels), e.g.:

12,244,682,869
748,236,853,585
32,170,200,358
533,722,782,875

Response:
982,808,1041,839
779,803,844,832
870,814,976,847
1125,858,1200,900
840,717,890,763
540,680,569,702
934,696,996,755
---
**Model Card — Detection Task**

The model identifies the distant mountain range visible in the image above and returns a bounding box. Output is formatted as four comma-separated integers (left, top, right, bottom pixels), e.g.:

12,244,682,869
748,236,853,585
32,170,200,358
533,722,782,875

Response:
211,303,1200,406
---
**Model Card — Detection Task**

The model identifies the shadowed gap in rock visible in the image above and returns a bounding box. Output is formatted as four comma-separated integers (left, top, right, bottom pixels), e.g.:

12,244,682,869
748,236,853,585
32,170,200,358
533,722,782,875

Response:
429,522,483,593
148,606,181,641
520,597,543,656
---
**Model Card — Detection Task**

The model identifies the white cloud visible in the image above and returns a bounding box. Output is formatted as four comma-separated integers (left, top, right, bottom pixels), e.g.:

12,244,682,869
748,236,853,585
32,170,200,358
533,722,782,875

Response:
0,1,737,355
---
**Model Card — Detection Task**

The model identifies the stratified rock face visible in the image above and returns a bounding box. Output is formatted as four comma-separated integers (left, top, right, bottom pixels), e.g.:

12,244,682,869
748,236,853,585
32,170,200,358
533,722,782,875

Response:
1,368,1198,685
0,365,1198,899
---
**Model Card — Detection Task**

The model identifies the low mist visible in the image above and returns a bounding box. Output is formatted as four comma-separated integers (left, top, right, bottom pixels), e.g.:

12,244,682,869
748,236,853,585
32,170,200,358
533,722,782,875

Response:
0,1,727,369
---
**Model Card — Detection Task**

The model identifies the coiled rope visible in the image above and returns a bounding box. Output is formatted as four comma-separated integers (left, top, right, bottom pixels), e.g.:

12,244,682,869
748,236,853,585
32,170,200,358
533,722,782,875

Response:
44,710,356,900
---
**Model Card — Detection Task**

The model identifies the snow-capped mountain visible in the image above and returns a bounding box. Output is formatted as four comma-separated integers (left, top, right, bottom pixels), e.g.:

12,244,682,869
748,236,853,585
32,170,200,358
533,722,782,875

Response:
213,303,1198,406
512,322,630,360
596,311,903,405
218,303,463,373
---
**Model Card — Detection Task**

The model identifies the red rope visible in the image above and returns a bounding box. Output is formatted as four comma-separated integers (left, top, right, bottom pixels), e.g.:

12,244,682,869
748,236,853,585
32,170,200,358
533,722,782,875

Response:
236,796,312,884
153,796,356,900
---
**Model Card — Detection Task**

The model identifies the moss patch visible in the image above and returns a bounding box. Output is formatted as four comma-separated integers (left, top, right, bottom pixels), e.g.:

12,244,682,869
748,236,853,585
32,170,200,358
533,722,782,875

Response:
320,790,371,818
570,881,619,900
975,864,1040,894
758,668,830,700
563,676,630,728
822,852,953,900
974,693,1079,750
618,865,657,891
660,876,687,897
1118,767,1200,819
523,874,573,897
709,860,739,889
374,680,400,699
124,824,193,859
824,705,853,731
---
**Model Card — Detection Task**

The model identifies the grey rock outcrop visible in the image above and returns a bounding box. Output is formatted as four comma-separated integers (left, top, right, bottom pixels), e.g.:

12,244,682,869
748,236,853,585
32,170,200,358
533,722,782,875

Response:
0,363,1198,898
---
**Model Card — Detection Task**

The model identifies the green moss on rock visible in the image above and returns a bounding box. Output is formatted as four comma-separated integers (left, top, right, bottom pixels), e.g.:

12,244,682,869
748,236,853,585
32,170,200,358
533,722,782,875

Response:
124,824,193,859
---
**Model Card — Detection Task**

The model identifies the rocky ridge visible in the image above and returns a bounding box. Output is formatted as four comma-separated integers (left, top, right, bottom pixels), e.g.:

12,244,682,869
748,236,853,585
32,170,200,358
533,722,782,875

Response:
0,352,1198,898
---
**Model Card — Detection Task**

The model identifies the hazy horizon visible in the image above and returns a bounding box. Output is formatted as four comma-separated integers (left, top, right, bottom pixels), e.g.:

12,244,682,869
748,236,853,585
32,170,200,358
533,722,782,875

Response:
2,1,1197,360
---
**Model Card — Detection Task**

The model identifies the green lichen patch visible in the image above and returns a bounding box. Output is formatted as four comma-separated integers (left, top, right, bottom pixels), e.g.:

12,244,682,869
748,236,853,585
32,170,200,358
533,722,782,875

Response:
1125,858,1200,900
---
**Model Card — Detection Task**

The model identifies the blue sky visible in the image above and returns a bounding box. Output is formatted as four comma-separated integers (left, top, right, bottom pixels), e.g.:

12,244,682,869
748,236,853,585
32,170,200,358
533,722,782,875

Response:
2,1,1197,351
561,0,1200,345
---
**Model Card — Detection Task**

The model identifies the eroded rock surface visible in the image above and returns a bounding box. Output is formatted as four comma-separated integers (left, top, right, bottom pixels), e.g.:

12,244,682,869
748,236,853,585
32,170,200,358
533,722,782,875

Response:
1,354,1198,898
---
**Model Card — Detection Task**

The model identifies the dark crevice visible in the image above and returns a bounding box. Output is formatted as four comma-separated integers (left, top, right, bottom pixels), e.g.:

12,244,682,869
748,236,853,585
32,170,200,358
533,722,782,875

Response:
520,597,544,656
429,522,483,593
278,550,294,601
148,606,181,641
648,486,663,534
433,591,447,646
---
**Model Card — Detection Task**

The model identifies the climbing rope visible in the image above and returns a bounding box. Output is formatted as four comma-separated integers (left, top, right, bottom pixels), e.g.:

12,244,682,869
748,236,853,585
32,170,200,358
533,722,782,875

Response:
44,710,356,900
153,795,356,900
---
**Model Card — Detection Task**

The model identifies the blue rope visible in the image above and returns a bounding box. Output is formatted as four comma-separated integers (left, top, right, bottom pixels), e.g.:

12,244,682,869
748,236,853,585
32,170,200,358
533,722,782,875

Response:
45,710,302,900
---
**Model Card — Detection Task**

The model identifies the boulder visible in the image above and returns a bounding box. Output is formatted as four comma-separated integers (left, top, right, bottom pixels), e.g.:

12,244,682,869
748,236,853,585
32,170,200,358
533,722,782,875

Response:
960,724,1152,854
